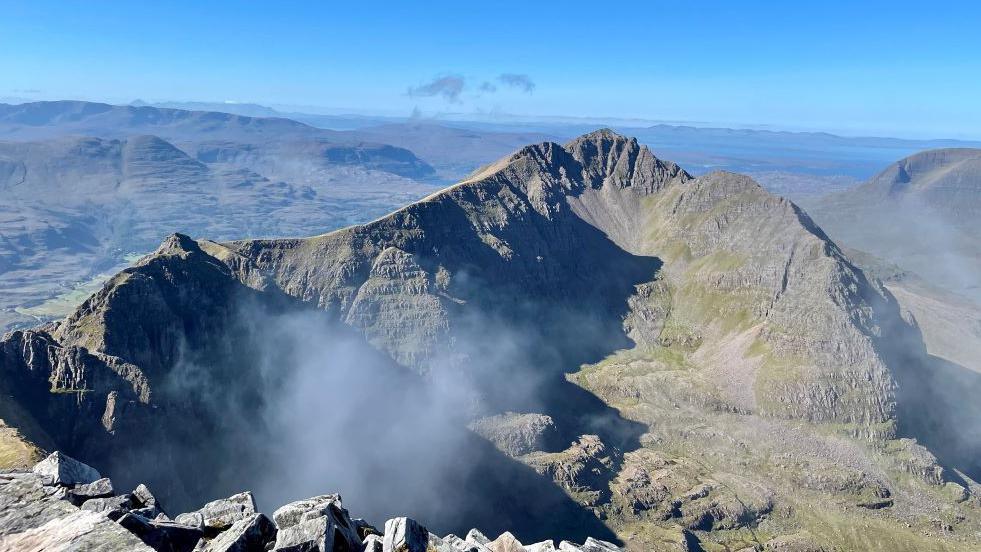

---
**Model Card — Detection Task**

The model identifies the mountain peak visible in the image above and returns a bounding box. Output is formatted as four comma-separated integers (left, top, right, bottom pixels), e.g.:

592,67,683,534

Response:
154,232,201,257
564,128,637,167
561,128,689,191
565,127,631,146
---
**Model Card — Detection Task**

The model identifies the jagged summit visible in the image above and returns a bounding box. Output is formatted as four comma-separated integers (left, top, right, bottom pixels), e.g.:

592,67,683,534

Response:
153,232,201,256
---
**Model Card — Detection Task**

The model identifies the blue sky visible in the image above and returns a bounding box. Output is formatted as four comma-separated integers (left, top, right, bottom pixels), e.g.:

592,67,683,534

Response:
2,1,980,138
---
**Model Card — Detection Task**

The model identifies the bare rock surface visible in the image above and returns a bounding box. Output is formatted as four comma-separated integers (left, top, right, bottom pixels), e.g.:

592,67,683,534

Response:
32,450,101,486
383,516,429,552
469,412,558,457
180,492,257,533
203,513,275,552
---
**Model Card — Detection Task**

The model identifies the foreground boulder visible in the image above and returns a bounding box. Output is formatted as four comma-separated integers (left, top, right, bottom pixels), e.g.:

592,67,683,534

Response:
0,509,154,550
0,470,152,550
31,451,101,487
383,517,429,552
272,494,361,551
118,512,204,552
203,513,276,552
176,491,257,533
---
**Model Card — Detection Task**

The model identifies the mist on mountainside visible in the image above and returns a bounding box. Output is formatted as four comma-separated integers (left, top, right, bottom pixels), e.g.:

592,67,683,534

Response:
99,283,641,543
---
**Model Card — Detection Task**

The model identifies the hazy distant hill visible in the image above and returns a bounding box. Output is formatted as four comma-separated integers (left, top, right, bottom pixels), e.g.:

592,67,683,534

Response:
804,148,981,302
344,122,556,180
0,100,328,142
0,101,443,330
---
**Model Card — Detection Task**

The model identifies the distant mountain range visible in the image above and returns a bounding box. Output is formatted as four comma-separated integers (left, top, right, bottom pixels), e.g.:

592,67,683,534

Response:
1,130,978,551
0,101,449,330
86,98,981,179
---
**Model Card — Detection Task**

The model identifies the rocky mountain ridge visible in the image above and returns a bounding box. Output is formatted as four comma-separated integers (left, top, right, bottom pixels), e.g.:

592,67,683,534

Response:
1,130,979,550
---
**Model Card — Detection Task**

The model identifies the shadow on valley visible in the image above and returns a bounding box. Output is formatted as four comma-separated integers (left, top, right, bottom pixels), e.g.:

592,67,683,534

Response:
72,226,657,544
93,299,635,544
842,251,981,485
894,353,981,483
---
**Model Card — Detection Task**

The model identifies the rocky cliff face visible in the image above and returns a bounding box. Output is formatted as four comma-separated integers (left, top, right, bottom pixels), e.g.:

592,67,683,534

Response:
1,130,978,551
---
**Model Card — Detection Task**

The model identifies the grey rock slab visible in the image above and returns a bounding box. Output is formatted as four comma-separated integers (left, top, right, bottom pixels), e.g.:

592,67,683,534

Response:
0,509,154,551
175,511,206,531
580,538,623,552
272,493,342,529
300,499,360,546
524,541,557,552
31,451,101,486
181,491,257,533
445,533,489,552
69,477,114,505
429,533,461,552
203,512,276,552
133,483,159,508
273,514,333,551
383,517,429,552
0,471,80,535
132,505,166,519
81,493,135,515
466,529,491,546
487,531,524,552
363,533,384,552
118,511,204,552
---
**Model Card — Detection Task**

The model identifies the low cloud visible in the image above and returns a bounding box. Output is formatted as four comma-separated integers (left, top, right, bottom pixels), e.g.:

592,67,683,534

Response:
407,75,466,103
406,72,535,104
497,74,535,93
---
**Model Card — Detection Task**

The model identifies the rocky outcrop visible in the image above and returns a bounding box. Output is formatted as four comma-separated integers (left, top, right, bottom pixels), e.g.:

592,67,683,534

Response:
469,413,558,457
32,450,102,486
0,452,627,552
525,436,620,508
